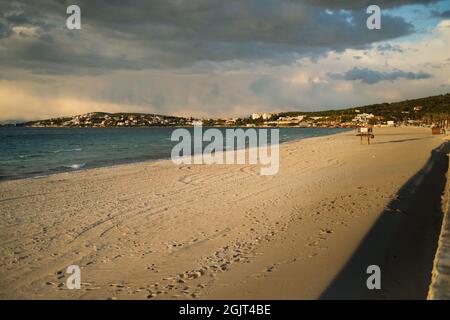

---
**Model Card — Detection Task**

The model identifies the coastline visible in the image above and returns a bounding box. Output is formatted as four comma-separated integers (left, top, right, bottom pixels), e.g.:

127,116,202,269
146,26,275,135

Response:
0,127,350,182
0,126,446,299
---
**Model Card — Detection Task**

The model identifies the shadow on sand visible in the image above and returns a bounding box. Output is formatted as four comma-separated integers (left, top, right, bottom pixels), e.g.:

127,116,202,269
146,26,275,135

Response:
320,141,450,300
372,137,425,144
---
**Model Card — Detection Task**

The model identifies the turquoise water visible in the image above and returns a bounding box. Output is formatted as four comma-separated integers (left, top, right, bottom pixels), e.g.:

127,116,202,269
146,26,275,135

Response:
0,127,348,180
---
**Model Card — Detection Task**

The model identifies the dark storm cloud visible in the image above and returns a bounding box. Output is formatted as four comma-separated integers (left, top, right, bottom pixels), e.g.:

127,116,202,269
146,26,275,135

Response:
328,67,432,84
0,0,438,74
432,10,450,18
5,12,32,25
0,20,11,38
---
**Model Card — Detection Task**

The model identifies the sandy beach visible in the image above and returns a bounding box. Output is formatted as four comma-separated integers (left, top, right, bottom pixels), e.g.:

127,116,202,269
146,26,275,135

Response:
0,126,448,300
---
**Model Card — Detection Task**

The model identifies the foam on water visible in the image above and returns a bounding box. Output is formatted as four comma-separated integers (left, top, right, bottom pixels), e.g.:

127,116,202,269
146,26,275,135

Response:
64,163,86,170
52,148,82,153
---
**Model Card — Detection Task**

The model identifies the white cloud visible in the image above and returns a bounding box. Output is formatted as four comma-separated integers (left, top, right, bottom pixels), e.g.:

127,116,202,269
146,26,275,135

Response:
11,26,40,37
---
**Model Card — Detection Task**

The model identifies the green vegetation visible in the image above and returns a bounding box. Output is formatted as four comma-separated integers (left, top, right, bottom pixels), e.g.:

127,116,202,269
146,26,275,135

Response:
278,93,450,124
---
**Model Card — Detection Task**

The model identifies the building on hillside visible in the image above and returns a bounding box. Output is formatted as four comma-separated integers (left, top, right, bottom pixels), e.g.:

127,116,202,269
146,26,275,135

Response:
225,118,237,125
262,113,276,120
278,115,305,122
252,112,276,120
352,113,375,124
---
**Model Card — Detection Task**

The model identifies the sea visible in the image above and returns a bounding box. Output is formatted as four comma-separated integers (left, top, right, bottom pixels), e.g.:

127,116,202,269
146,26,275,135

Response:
0,127,348,180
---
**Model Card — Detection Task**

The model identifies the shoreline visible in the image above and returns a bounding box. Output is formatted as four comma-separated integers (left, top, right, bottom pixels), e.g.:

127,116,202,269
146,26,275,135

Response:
0,127,351,183
0,126,446,299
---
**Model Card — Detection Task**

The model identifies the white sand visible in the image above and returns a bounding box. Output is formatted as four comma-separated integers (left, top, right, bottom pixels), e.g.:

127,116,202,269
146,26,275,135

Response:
0,126,446,299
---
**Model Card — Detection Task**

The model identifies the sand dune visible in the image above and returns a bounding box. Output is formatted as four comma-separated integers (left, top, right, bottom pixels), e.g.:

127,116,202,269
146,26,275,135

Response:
0,126,447,299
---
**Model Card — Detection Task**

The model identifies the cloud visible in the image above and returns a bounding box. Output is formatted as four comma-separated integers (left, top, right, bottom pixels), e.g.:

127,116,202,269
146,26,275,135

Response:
5,12,32,25
328,67,432,84
0,0,419,74
376,43,404,53
0,79,151,121
0,20,11,38
432,10,450,18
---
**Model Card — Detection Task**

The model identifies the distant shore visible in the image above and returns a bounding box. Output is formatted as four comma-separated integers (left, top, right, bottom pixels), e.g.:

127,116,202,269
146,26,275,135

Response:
0,126,447,299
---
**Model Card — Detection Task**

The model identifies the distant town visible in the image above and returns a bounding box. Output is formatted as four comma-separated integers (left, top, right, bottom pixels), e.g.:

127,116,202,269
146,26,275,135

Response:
2,93,449,129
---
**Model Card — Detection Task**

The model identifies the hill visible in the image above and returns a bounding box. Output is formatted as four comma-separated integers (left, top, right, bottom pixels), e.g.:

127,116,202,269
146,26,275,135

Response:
279,93,450,123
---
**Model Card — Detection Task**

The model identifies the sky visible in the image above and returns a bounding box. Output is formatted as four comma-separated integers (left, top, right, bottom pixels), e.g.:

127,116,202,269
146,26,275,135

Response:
0,0,449,121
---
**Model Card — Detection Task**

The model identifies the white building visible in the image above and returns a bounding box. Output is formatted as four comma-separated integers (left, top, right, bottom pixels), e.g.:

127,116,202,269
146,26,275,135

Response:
279,115,304,122
352,113,375,123
251,113,276,120
387,120,395,127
